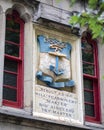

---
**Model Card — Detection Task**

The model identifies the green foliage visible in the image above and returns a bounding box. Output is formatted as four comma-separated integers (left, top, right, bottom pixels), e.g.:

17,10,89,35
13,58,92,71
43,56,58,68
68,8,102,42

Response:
70,0,76,6
69,0,104,43
56,0,104,42
88,0,98,9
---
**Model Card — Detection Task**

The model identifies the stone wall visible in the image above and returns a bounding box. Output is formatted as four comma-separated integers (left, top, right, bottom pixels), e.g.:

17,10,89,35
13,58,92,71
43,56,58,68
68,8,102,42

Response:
35,0,85,12
0,113,96,130
0,0,104,130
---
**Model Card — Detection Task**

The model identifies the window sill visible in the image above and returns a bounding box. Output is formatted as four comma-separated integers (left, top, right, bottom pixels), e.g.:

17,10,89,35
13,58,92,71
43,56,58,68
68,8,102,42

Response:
0,106,85,129
0,106,31,117
0,106,104,130
85,122,104,130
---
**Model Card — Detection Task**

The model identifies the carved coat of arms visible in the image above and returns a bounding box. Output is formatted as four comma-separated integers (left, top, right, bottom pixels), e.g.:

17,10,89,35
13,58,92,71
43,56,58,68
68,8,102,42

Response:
36,35,75,89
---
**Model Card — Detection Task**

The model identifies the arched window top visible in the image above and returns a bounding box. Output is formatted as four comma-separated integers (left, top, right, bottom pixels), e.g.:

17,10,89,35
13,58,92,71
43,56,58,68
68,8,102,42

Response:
6,10,24,24
6,3,32,22
81,32,97,48
81,32,98,76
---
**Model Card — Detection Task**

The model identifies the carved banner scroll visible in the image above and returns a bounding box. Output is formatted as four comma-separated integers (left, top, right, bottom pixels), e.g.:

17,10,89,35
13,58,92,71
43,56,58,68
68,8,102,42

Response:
36,35,75,88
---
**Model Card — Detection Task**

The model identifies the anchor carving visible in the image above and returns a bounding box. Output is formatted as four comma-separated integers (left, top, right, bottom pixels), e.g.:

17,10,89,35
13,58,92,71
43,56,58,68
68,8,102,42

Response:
49,44,66,76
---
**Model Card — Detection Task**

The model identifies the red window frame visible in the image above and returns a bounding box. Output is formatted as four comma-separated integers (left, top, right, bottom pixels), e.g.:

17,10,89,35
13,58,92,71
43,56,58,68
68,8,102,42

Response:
3,10,24,108
82,32,101,123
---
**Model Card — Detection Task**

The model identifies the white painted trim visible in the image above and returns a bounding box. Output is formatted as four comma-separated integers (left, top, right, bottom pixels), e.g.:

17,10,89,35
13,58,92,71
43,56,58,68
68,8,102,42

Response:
0,12,6,106
75,38,84,124
98,42,104,125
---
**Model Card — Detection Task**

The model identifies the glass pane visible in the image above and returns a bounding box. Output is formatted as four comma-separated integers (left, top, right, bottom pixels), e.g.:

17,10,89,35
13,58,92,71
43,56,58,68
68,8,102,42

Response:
82,50,94,63
5,43,19,57
84,79,93,90
6,29,20,44
83,63,94,75
3,87,17,101
4,59,18,72
82,42,93,50
3,72,17,87
84,91,94,103
85,104,95,117
6,20,20,31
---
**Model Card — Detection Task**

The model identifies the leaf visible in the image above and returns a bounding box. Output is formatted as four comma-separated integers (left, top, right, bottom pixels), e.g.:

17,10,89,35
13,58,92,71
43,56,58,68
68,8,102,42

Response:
69,0,104,42
92,33,100,39
69,15,79,24
81,12,89,17
70,0,76,6
80,17,88,26
100,2,104,10
88,0,98,9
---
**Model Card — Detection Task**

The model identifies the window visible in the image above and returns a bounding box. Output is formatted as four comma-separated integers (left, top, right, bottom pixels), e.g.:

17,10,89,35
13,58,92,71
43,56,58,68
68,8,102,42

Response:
3,10,24,108
82,32,100,123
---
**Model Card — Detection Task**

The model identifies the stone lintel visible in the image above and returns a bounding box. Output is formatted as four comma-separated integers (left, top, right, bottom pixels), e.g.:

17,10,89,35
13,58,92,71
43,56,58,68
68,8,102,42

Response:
33,3,80,36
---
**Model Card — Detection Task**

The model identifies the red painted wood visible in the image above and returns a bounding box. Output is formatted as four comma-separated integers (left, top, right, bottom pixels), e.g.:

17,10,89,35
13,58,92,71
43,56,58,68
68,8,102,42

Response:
6,28,20,33
3,10,24,108
6,40,20,46
82,32,101,123
83,61,95,65
3,85,17,90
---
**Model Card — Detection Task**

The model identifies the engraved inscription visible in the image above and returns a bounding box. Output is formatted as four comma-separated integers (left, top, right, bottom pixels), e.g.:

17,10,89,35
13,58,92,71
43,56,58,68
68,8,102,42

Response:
35,85,78,120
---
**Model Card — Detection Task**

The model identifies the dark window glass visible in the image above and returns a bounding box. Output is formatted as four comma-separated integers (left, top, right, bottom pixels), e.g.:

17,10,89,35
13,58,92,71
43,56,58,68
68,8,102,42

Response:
3,72,17,87
83,63,94,75
3,87,17,101
82,50,94,63
82,42,93,50
4,59,18,72
5,43,19,57
85,104,95,117
6,29,20,44
6,20,20,31
84,91,94,103
84,79,93,90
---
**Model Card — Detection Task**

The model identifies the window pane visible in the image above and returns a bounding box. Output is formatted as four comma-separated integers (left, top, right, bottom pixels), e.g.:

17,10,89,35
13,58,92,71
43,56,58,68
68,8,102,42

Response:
3,87,17,101
3,72,17,87
5,43,19,57
6,20,20,31
82,50,94,63
85,104,95,117
84,79,93,90
4,59,18,72
83,63,94,75
84,91,94,103
6,29,20,44
82,42,93,50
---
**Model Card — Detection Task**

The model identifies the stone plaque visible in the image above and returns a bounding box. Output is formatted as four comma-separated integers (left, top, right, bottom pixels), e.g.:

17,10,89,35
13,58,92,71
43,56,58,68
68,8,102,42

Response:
33,85,78,122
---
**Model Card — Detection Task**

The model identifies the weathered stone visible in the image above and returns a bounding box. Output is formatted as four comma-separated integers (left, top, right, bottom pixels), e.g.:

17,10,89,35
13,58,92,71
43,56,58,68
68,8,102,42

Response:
39,53,71,81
